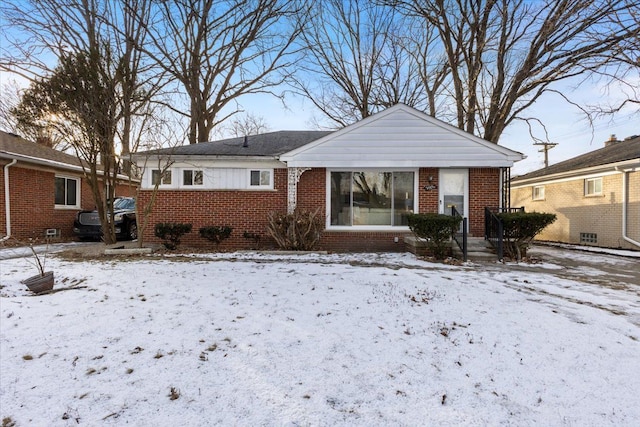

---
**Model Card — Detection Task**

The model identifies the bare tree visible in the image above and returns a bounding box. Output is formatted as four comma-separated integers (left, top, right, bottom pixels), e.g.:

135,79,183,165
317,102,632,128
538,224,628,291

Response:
388,0,640,143
223,113,271,137
1,0,160,169
586,5,640,117
135,0,304,144
292,0,400,127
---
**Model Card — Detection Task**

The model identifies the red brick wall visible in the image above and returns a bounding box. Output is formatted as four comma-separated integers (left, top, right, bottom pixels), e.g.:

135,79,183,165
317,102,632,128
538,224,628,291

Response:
136,168,289,249
133,166,502,252
418,168,439,213
0,162,136,240
469,168,500,236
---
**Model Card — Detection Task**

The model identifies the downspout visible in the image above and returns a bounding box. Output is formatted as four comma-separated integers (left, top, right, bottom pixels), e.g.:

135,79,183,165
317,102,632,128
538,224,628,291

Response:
1,159,18,242
616,167,640,248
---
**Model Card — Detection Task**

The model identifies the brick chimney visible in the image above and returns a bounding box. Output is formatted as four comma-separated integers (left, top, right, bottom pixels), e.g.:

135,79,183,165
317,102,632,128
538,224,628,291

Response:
604,134,619,147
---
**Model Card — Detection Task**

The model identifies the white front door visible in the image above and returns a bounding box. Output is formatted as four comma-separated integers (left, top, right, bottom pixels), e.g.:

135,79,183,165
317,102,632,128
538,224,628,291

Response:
439,169,469,217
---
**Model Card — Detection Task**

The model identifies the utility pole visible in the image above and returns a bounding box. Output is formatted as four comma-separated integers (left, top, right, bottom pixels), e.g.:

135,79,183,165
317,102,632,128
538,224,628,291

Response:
533,142,558,168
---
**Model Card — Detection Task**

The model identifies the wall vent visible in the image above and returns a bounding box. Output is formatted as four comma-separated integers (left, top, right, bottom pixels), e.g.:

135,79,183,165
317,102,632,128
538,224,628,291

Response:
45,228,59,237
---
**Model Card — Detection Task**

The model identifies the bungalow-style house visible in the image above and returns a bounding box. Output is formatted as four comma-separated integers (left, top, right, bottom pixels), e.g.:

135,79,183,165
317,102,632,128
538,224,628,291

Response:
133,104,524,252
511,134,640,251
0,131,136,241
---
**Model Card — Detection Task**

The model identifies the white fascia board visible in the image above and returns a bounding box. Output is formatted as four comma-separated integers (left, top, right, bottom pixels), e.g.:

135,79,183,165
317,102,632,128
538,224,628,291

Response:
1,151,134,182
133,154,284,168
511,159,640,187
284,159,518,168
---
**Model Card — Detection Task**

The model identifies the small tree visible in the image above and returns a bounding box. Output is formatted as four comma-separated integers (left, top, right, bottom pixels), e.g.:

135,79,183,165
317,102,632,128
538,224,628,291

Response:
407,213,462,259
498,212,557,261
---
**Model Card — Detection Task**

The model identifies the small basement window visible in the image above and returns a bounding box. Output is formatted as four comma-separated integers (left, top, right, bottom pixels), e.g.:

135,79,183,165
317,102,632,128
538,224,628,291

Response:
580,233,597,244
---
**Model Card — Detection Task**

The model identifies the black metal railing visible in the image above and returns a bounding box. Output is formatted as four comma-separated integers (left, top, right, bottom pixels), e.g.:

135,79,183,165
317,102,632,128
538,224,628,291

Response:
451,206,467,262
484,206,524,261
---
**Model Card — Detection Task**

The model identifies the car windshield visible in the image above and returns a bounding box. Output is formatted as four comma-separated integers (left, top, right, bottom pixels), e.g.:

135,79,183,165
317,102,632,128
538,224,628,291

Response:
113,198,134,210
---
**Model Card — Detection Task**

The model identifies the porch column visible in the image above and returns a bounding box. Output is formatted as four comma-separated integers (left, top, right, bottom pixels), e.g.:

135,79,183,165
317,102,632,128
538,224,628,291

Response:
287,167,311,214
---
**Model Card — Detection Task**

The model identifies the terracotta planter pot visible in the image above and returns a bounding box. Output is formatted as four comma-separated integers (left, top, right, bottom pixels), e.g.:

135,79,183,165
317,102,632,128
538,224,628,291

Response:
22,271,54,294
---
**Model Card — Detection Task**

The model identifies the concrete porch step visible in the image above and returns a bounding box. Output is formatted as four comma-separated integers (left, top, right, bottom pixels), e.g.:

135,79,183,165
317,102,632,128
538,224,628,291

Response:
452,237,497,261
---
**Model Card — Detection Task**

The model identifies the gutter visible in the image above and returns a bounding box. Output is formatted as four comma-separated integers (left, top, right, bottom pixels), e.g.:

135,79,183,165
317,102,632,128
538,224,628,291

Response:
0,151,135,182
1,159,17,242
616,165,640,249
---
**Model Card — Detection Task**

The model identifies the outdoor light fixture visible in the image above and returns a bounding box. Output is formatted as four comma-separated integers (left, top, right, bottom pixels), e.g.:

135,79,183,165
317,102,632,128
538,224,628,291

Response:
423,176,437,191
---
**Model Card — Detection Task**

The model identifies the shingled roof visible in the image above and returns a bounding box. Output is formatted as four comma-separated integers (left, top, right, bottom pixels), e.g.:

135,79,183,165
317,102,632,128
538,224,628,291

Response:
513,134,640,182
0,130,83,169
135,130,333,158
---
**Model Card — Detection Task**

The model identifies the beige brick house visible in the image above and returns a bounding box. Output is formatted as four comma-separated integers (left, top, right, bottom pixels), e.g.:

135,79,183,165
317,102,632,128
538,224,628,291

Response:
511,134,640,251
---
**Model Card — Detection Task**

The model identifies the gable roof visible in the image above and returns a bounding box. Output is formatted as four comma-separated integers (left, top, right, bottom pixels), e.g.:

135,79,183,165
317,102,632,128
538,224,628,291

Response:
134,131,332,158
512,135,640,183
0,130,84,170
280,104,524,168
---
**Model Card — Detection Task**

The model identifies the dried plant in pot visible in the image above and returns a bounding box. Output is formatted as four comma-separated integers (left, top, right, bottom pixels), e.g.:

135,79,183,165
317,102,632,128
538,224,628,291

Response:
20,240,54,294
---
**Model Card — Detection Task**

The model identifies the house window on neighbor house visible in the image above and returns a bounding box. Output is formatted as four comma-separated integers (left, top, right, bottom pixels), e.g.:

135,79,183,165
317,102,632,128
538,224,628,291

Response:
532,185,545,200
330,171,415,227
54,176,79,208
584,177,602,196
249,170,272,188
183,169,204,186
151,169,172,186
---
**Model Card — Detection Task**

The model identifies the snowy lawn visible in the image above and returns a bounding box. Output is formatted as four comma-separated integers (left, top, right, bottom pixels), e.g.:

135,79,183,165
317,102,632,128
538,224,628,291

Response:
1,248,639,426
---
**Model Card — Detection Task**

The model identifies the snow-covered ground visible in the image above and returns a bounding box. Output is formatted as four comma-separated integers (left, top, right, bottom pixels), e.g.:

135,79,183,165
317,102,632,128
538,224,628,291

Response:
1,245,639,426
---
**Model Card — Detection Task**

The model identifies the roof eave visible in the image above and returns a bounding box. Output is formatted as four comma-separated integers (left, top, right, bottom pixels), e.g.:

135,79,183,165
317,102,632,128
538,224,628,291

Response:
512,158,640,185
1,151,136,182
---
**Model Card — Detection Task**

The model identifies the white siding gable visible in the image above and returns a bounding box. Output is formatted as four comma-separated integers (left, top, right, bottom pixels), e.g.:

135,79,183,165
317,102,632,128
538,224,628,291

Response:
280,104,523,168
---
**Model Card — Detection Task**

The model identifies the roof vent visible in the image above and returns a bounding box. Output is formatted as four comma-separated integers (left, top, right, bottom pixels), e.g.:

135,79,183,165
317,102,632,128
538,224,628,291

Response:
242,135,248,148
605,134,619,147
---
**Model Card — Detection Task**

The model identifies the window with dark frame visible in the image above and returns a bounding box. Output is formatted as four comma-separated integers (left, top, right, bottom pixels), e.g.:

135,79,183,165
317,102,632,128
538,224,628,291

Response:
54,176,78,207
183,170,203,186
151,169,172,186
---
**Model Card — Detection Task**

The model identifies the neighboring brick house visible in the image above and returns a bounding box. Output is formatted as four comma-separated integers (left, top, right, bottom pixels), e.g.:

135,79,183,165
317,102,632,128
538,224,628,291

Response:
0,131,136,241
511,134,640,251
133,104,524,252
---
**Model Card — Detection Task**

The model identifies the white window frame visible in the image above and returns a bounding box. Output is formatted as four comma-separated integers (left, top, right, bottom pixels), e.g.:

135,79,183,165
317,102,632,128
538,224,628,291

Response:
584,177,603,196
532,185,545,201
150,168,173,188
248,169,273,189
54,175,80,209
325,168,418,230
182,169,204,187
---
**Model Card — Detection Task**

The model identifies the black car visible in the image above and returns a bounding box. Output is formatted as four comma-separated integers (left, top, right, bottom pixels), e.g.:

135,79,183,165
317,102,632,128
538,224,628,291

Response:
73,197,137,240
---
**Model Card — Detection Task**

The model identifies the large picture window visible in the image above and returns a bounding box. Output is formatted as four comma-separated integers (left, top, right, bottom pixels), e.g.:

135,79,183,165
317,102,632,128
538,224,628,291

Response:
54,176,79,208
330,171,415,226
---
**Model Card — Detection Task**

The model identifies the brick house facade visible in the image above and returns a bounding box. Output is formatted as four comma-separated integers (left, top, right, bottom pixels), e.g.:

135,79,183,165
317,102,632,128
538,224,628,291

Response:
134,105,522,252
1,131,136,241
511,135,640,251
